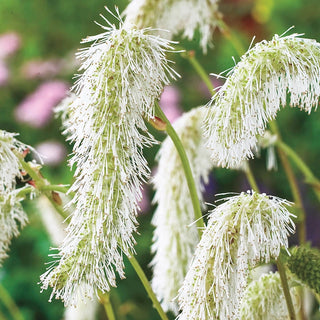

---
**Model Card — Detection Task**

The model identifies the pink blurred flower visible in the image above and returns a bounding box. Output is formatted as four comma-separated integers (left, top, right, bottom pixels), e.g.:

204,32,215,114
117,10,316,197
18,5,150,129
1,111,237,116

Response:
0,32,21,59
0,61,9,86
15,81,69,128
159,85,183,122
21,59,63,79
35,141,67,166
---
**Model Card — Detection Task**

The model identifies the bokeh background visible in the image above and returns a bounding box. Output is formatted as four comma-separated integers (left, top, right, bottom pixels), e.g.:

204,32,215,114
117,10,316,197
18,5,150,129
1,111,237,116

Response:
1,0,320,319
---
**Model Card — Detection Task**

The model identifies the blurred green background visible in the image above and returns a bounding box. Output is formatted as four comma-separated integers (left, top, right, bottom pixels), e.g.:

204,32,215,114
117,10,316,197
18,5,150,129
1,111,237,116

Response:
1,0,320,319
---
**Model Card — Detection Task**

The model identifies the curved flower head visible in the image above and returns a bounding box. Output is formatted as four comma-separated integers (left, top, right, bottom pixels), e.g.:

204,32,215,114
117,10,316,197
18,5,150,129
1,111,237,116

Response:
240,272,299,319
0,189,28,265
151,107,213,313
205,33,320,167
123,0,222,53
41,9,178,305
177,191,295,320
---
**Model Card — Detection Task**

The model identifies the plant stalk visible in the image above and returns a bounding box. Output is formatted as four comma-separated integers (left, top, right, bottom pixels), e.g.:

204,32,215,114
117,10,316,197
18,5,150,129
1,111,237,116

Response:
128,255,169,320
154,102,205,236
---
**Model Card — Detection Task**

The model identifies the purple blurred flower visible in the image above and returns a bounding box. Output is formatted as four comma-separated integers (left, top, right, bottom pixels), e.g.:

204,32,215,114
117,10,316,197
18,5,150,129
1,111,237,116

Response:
159,85,182,122
35,141,67,166
0,32,21,59
15,81,69,128
21,59,63,79
0,61,9,86
138,184,151,214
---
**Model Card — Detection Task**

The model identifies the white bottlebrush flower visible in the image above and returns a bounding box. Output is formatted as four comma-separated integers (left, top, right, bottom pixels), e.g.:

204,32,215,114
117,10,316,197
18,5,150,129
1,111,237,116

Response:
41,9,177,305
0,189,28,266
177,191,295,320
205,33,320,168
37,196,98,320
0,130,30,191
123,0,222,52
151,106,213,314
240,272,300,320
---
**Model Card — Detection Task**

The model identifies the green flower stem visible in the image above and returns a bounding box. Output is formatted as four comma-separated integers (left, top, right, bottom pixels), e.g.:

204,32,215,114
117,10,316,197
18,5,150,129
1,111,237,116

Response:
276,259,297,320
16,156,68,220
99,292,116,320
269,121,306,245
219,20,246,56
275,140,320,202
128,255,169,320
41,184,70,193
0,284,24,320
181,50,215,94
269,122,307,320
154,102,205,236
244,163,259,193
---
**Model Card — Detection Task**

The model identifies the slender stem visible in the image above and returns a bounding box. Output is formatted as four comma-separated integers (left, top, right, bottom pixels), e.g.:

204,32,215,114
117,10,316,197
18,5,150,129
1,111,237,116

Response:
0,284,24,320
128,255,169,320
244,163,259,193
276,260,297,320
275,140,320,202
154,103,205,236
219,21,246,56
99,292,116,320
41,184,70,193
181,51,215,94
17,157,69,220
269,121,306,244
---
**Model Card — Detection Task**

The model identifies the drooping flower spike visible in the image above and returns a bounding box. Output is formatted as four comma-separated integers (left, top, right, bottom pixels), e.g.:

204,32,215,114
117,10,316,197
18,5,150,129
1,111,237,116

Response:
240,272,299,319
177,191,295,320
123,0,222,53
0,130,32,266
205,33,320,168
151,107,213,313
41,8,178,305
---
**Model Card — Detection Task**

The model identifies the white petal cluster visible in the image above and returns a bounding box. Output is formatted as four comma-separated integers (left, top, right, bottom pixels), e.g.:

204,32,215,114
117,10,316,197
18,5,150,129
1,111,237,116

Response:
0,130,30,266
124,0,222,52
205,33,320,168
177,191,295,320
240,272,299,319
151,107,212,313
40,11,177,305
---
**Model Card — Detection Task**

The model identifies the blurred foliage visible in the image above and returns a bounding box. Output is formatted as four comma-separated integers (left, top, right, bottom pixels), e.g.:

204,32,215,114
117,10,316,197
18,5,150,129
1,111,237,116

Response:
1,0,320,319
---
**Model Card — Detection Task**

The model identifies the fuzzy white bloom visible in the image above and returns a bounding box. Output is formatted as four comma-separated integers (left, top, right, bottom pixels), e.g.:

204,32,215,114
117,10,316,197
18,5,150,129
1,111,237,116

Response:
37,196,98,320
151,107,212,313
205,33,320,168
240,272,300,319
0,130,29,191
0,189,28,265
177,191,295,320
123,0,222,52
40,9,178,305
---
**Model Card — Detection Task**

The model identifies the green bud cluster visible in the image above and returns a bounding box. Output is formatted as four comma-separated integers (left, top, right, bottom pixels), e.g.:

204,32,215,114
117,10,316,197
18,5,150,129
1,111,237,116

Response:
288,246,320,294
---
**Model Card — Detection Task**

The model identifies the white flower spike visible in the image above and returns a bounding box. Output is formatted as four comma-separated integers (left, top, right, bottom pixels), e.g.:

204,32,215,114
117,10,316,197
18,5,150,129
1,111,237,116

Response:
177,191,295,320
151,107,213,314
41,8,178,305
240,272,299,319
123,0,222,53
205,33,320,168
